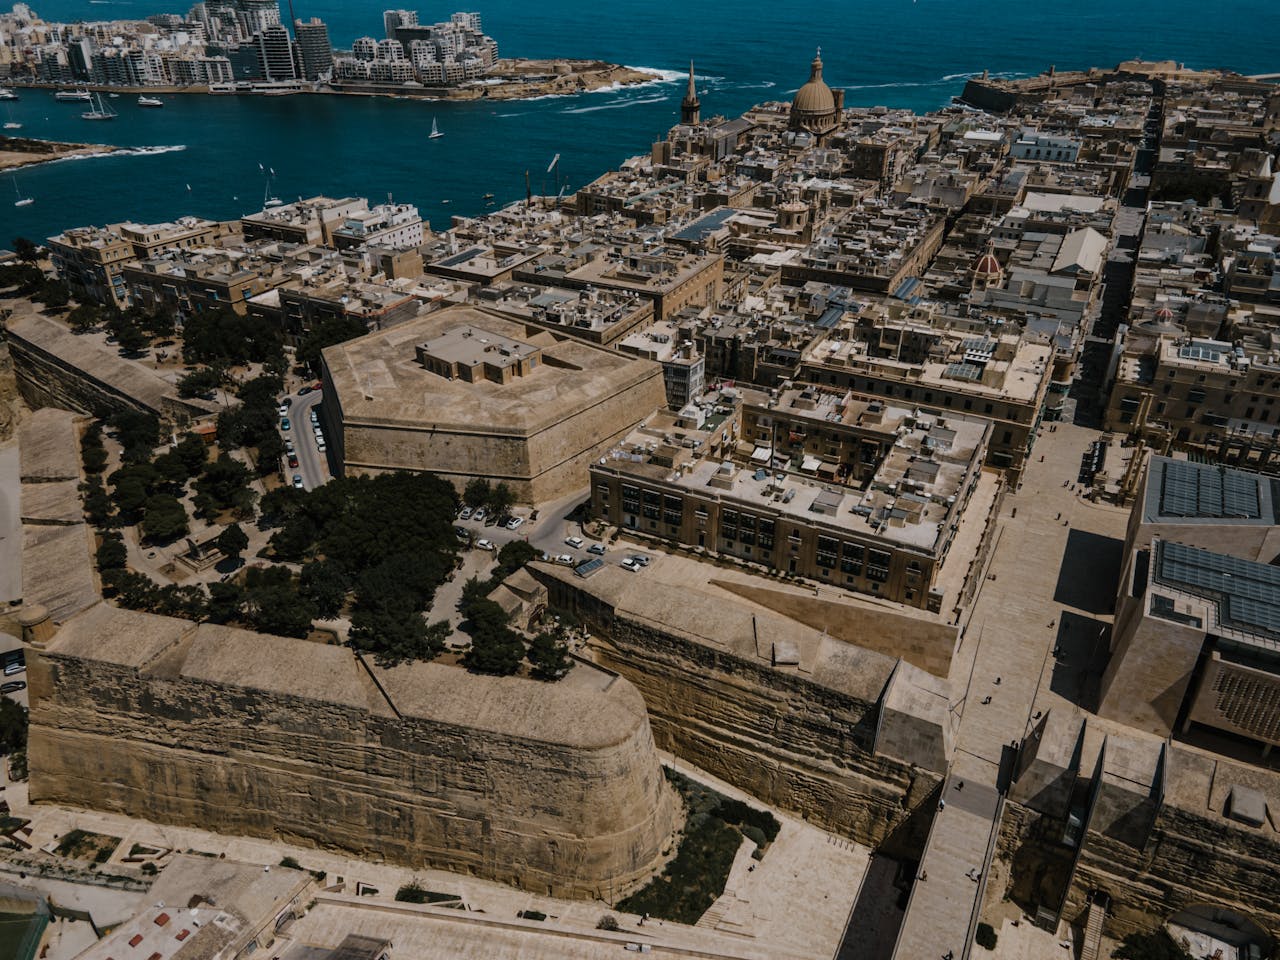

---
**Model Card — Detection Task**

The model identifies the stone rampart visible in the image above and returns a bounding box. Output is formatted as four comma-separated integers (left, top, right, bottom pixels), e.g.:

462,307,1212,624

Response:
531,564,947,849
26,604,679,901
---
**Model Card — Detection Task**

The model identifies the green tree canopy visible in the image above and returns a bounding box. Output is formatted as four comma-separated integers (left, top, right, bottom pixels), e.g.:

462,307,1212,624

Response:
296,314,368,373
0,699,29,754
216,522,249,561
177,367,222,400
463,478,491,509
527,624,572,681
141,493,189,543
463,600,524,676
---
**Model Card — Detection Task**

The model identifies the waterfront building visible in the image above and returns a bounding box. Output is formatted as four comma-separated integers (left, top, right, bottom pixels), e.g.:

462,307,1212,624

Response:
351,36,378,61
383,8,417,40
241,197,369,246
236,0,280,37
329,201,425,251
294,18,332,81
254,23,296,81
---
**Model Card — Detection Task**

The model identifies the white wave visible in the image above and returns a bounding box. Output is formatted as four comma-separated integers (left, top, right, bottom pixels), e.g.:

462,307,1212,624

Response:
561,95,669,115
622,65,686,84
496,112,525,118
44,144,187,166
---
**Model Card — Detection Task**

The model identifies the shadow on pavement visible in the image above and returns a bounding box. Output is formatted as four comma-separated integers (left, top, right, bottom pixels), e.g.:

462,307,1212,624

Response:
1052,529,1123,615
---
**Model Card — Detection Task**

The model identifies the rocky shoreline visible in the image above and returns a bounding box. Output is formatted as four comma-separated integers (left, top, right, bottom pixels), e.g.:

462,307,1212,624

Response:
0,136,117,173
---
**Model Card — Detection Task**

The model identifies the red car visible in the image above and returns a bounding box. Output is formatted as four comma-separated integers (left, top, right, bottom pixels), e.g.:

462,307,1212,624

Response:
312,381,323,392
288,455,299,468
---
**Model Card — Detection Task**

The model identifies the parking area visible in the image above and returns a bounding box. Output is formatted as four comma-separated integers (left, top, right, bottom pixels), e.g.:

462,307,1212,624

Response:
277,384,331,492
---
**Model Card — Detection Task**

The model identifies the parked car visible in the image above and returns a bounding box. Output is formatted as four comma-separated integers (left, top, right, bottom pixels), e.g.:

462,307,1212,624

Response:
620,558,641,572
629,554,651,567
281,397,292,408
3,661,26,677
298,385,313,396
476,539,496,551
284,439,295,454
277,404,289,417
554,554,575,565
454,526,469,540
316,438,327,452
459,506,473,520
587,543,606,556
505,517,524,530
292,474,304,489
0,681,26,695
565,536,585,549
312,381,323,391
473,508,486,521
309,410,318,423
287,455,299,469
280,417,291,431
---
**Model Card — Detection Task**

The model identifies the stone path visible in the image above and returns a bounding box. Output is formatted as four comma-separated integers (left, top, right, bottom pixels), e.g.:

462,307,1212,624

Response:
891,423,1129,960
0,442,20,604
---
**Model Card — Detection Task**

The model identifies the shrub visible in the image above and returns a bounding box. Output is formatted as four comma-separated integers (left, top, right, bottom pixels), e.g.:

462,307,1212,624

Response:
517,910,546,922
596,915,619,931
141,863,158,876
395,880,427,904
975,922,998,950
279,856,302,870
740,824,767,848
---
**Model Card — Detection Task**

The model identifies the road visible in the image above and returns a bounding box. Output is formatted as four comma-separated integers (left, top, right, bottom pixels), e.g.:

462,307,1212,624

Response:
279,388,330,492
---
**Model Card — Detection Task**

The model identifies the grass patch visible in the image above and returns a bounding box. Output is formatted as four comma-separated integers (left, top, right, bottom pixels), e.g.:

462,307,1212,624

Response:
617,769,776,925
54,830,120,863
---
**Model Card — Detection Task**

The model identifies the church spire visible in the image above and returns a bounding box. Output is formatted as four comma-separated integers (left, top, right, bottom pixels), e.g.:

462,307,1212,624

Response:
681,59,700,125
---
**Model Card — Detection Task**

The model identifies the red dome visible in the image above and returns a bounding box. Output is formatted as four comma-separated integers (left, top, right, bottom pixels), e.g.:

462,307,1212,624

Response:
1154,304,1175,321
973,252,1002,277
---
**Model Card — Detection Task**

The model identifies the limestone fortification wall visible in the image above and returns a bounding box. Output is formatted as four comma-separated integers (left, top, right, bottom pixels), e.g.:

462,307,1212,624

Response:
26,605,679,901
533,566,945,848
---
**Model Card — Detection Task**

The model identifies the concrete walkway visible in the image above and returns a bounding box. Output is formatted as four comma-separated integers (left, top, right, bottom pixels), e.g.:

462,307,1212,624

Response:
0,442,20,604
891,424,1129,960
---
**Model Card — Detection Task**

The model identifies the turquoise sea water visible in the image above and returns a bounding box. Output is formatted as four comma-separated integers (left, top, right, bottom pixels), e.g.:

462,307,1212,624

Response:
3,0,1278,241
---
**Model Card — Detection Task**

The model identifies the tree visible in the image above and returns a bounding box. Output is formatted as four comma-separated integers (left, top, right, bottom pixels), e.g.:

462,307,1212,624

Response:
296,314,368,373
216,523,249,562
11,236,38,263
81,475,111,527
37,281,70,310
460,575,491,616
252,430,285,473
95,532,128,571
110,411,160,463
205,581,244,624
299,560,349,619
153,450,191,488
350,605,447,666
527,624,573,681
80,427,108,474
0,699,28,755
67,303,101,333
494,540,537,582
177,367,222,399
174,433,209,475
486,482,516,518
463,600,524,676
142,494,189,542
115,322,150,355
463,478,491,509
195,454,255,516
241,566,315,638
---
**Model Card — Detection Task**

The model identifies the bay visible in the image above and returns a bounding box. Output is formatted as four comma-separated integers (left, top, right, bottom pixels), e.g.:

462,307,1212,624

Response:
3,0,1277,241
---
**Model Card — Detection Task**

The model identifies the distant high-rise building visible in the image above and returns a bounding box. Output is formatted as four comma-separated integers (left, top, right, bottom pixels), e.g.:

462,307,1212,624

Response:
294,17,332,80
383,9,417,40
450,11,480,31
254,22,296,80
238,0,281,37
352,36,378,61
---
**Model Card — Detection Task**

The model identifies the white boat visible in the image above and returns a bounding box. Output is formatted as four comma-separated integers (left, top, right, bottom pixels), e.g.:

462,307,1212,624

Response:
428,117,444,139
0,88,18,101
12,177,33,207
54,89,92,102
81,92,118,120
137,95,164,108
108,92,120,98
2,122,19,130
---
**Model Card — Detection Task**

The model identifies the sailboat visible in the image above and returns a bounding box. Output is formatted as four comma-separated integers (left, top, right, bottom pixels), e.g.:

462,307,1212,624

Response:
428,117,444,140
261,164,283,208
81,91,118,120
2,106,19,130
12,177,33,208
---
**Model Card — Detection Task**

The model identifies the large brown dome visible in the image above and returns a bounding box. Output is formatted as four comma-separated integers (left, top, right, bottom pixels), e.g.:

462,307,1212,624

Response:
790,49,839,138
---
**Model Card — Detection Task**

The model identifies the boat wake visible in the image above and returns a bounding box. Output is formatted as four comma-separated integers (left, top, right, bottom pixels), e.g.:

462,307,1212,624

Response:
561,95,667,115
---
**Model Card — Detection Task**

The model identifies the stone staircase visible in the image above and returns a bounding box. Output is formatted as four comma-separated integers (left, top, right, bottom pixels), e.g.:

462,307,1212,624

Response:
1080,899,1106,960
696,896,732,929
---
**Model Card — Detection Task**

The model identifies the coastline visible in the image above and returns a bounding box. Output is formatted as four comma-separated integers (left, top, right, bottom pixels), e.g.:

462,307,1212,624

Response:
0,136,118,173
2,58,675,104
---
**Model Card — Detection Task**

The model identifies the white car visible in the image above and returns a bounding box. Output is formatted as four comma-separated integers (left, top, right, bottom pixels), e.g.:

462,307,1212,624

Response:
476,538,495,551
473,508,486,521
554,554,575,566
564,536,585,549
292,474,304,489
620,558,641,572
460,506,473,520
278,404,289,417
505,517,524,530
629,554,651,567
316,438,327,452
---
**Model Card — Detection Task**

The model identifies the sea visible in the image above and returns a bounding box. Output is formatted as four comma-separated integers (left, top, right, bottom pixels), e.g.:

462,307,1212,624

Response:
2,0,1278,242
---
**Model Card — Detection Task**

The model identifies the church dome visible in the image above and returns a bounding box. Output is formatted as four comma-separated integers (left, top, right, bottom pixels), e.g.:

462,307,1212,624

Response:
973,251,1002,277
793,51,836,119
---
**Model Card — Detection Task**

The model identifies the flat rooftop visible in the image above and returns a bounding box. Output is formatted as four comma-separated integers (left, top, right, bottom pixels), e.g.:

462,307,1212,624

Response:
323,305,662,436
1143,456,1280,525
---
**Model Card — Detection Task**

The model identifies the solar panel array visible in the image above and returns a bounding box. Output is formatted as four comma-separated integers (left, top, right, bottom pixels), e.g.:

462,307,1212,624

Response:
1157,540,1280,637
944,362,983,382
1157,460,1261,519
